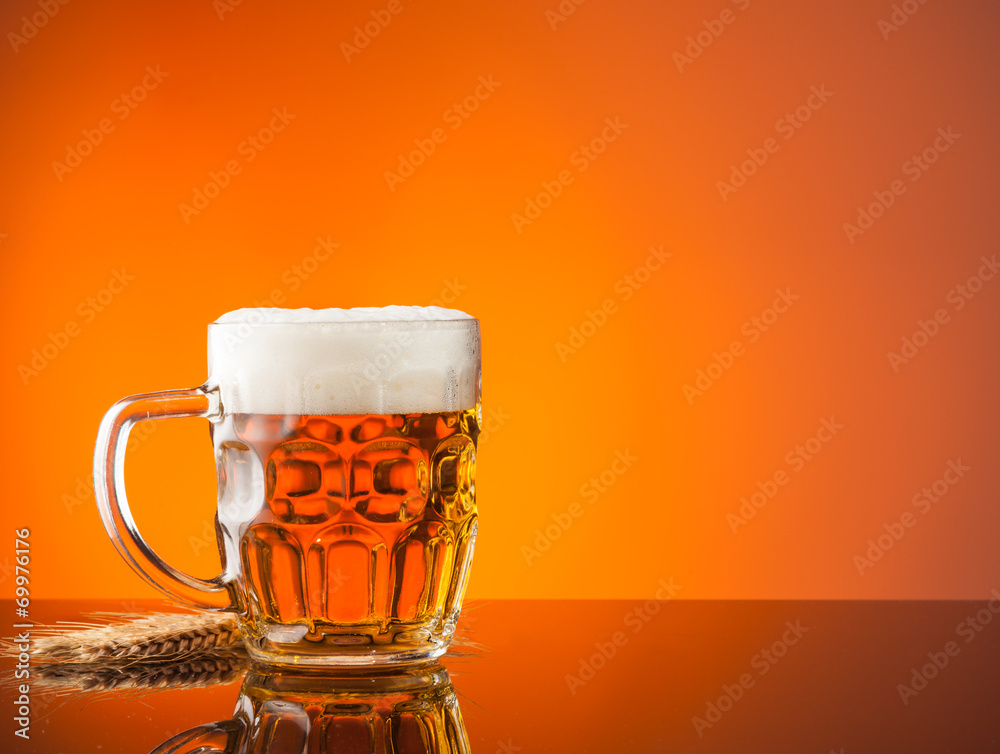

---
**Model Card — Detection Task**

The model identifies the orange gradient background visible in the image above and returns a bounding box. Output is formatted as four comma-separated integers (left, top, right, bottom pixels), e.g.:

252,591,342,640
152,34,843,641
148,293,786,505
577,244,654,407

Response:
1,0,998,601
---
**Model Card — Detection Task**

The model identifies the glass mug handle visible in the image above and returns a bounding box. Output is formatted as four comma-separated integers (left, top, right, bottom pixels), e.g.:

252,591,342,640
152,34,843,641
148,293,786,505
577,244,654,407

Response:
149,719,246,754
94,387,236,611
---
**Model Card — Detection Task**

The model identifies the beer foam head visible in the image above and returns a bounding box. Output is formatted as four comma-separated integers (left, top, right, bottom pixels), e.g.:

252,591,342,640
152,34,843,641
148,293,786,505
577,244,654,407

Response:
208,307,480,415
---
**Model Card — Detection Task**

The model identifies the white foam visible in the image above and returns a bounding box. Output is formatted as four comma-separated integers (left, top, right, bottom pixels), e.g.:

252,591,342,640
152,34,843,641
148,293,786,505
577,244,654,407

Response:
214,306,474,324
207,307,480,415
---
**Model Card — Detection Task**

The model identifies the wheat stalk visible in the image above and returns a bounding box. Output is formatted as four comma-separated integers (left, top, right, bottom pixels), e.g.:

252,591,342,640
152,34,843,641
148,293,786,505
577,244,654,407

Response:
1,610,244,666
33,654,249,694
1,604,485,671
0,607,487,726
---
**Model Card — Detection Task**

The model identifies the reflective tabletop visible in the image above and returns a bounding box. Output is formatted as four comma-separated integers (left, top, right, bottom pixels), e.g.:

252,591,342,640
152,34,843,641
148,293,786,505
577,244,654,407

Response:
3,599,998,752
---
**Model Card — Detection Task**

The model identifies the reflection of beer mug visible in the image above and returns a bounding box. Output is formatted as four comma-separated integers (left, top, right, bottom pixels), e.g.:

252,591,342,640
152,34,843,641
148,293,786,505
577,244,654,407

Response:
95,307,480,665
151,662,469,754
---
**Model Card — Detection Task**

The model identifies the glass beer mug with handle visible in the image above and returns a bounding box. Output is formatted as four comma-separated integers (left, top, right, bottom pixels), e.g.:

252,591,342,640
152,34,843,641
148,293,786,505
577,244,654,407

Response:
151,662,469,754
94,307,480,665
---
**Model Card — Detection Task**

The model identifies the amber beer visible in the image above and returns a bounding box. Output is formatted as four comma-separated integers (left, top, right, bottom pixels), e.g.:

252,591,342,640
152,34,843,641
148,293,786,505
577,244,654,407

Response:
95,306,480,666
153,663,469,754
215,408,478,662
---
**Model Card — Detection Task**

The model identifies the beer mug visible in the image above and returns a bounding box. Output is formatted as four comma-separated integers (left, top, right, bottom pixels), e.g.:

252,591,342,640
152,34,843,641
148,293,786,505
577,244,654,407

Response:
95,307,480,665
151,662,469,754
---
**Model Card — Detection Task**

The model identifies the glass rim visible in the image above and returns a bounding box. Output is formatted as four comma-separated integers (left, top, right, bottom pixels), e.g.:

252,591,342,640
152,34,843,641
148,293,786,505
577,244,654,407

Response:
207,318,479,328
